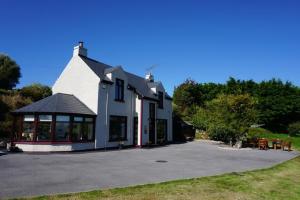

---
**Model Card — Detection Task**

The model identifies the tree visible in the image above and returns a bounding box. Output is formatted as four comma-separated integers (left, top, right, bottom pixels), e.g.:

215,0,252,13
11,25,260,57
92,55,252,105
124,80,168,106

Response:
173,79,201,120
0,54,21,90
192,94,258,143
20,83,52,101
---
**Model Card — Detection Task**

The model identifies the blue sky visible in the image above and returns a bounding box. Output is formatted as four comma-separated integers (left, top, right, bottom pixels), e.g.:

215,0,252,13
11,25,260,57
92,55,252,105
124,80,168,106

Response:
1,0,300,95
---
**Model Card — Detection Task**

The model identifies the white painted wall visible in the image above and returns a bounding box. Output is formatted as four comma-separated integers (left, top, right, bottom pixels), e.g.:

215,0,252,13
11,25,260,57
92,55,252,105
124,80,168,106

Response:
52,55,100,114
15,143,95,152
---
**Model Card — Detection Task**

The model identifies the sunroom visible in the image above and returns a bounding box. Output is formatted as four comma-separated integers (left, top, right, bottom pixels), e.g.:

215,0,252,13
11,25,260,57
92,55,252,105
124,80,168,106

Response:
12,93,96,152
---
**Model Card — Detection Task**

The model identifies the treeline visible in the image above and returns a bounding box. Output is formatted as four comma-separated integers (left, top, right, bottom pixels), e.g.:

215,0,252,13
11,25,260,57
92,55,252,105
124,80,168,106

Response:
173,77,300,141
0,54,52,140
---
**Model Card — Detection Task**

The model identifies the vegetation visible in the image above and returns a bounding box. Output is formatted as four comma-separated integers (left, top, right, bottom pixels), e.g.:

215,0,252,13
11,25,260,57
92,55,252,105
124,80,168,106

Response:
288,121,300,137
17,156,300,200
0,54,52,141
192,94,258,143
0,54,21,90
173,77,300,143
248,127,300,151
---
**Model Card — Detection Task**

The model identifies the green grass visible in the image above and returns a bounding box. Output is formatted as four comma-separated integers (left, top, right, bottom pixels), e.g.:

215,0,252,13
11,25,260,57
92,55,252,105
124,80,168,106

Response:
248,128,300,151
15,156,300,200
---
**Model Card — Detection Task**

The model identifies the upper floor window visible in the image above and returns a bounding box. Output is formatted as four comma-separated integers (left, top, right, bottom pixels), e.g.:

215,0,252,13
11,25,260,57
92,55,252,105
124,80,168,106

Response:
158,91,164,109
115,78,124,101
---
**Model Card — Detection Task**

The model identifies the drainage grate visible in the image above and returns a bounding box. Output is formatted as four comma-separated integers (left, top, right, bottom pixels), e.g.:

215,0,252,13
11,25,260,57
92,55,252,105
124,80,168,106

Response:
156,160,168,163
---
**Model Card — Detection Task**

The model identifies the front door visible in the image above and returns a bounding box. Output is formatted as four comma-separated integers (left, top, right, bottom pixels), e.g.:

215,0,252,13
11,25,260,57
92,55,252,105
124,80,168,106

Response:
133,117,138,146
149,103,156,145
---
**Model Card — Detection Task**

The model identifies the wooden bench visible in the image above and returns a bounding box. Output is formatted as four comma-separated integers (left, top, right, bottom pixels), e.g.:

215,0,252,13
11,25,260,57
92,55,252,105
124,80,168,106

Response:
258,139,268,150
282,141,292,151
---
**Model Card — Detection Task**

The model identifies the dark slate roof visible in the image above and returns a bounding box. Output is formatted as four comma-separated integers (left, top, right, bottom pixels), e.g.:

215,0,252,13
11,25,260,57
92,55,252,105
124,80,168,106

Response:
79,55,172,100
13,93,96,115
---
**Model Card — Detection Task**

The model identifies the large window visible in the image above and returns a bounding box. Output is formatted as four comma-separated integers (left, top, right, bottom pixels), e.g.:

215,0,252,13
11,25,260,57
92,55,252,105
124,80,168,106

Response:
21,115,35,141
16,114,95,143
109,115,127,141
72,116,83,141
71,116,94,142
157,119,167,144
36,115,52,141
115,78,124,101
82,117,94,141
55,115,70,141
158,91,164,109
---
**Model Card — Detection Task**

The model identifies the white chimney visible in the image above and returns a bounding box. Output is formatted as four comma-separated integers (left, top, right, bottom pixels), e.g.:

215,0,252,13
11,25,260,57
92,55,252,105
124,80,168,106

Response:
73,41,87,57
145,72,154,82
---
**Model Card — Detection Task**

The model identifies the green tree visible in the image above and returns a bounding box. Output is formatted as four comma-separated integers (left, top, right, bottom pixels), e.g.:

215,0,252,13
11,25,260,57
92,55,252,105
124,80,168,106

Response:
0,54,21,90
192,94,258,143
20,83,52,101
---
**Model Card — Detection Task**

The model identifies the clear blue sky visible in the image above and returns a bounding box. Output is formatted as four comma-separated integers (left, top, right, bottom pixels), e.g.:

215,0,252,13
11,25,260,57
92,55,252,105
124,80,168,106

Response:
1,0,300,95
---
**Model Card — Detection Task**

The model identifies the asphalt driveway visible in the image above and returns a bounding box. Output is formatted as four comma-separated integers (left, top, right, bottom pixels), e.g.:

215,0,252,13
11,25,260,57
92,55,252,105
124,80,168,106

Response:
0,141,298,199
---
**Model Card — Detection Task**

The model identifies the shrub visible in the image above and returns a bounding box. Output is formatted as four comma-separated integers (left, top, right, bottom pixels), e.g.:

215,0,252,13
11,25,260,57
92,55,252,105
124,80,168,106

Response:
288,122,300,136
192,94,258,144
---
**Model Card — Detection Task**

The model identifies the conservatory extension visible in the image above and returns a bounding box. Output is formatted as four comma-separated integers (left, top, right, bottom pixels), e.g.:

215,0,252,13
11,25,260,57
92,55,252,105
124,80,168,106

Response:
12,93,96,151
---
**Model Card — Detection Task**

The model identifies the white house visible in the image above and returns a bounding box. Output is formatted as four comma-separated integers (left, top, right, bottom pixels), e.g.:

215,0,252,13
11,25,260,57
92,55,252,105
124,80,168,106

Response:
12,42,173,152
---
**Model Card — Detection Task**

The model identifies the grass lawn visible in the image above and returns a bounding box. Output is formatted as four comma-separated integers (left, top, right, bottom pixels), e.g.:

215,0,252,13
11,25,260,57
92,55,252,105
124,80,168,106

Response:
248,128,300,151
15,156,300,200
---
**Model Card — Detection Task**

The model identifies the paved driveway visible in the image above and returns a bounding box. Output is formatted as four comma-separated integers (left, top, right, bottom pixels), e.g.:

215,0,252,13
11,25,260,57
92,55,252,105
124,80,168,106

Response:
0,141,298,199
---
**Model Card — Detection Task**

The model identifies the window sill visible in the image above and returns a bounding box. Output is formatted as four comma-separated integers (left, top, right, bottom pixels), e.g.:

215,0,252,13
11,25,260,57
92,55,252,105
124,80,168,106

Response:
114,99,125,103
108,139,128,142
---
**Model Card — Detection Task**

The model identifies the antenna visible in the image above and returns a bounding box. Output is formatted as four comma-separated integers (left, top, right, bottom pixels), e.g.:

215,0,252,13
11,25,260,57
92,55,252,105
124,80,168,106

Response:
146,64,158,74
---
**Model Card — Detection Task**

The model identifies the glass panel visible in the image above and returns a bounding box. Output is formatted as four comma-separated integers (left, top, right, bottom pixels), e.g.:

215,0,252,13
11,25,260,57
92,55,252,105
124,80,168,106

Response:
83,123,93,141
56,115,70,122
72,123,82,141
85,117,93,122
55,122,69,141
39,115,52,122
22,121,35,141
109,116,127,141
74,117,83,122
157,119,167,143
36,122,51,141
24,115,34,122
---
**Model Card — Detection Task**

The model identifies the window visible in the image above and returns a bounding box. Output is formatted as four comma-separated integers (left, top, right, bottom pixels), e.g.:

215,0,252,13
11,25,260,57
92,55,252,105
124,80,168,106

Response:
158,91,164,109
72,116,83,141
55,115,70,141
21,115,35,141
36,115,52,141
82,117,94,141
115,78,124,101
157,119,167,144
71,116,94,142
109,115,127,141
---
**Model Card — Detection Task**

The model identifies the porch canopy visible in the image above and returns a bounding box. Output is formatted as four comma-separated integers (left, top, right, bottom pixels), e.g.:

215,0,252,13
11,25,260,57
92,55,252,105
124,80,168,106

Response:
12,93,96,143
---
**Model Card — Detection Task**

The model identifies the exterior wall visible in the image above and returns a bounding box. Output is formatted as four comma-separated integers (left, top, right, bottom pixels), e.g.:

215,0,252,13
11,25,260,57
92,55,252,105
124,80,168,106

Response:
95,68,137,148
15,143,95,152
52,56,100,113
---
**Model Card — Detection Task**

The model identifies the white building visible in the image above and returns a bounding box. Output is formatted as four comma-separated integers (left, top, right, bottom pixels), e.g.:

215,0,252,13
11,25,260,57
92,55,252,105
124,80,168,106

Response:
13,42,173,152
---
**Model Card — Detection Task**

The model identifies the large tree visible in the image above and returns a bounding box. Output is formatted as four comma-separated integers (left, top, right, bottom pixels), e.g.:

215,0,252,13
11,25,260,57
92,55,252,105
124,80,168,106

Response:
0,54,21,90
20,83,52,102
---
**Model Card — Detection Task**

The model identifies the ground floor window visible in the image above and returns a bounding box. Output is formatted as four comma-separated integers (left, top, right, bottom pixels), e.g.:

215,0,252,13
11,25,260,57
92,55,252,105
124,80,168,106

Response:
36,115,52,141
55,115,70,141
157,119,167,144
109,115,127,141
21,115,35,141
15,114,95,143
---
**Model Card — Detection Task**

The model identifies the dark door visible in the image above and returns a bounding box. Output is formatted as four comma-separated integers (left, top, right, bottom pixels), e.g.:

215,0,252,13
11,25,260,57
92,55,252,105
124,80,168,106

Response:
149,103,156,144
133,117,138,146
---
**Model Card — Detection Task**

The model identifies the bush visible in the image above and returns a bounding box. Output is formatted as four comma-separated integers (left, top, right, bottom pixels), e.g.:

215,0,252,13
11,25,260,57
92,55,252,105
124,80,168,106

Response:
192,94,258,144
288,122,300,136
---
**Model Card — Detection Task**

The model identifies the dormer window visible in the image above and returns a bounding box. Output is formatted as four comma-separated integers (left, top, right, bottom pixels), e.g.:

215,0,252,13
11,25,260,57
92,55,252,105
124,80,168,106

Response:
158,91,164,109
115,78,124,101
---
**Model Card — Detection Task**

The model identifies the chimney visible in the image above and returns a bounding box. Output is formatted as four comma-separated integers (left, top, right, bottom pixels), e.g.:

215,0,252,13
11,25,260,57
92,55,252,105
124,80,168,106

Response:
73,41,87,57
145,72,154,82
